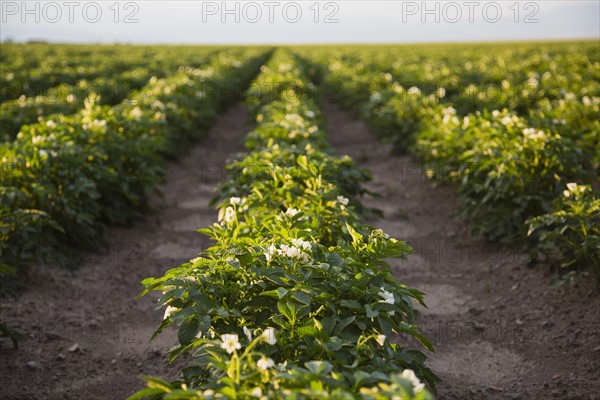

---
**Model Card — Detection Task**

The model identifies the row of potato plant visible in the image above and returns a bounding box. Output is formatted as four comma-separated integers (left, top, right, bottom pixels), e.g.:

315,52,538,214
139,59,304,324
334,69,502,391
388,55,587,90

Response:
132,50,437,399
1,48,224,141
307,42,599,119
295,43,599,284
1,69,155,142
0,49,270,278
1,44,226,103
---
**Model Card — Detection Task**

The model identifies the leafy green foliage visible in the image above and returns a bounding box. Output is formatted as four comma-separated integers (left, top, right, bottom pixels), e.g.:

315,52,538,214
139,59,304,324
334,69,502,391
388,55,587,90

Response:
133,50,436,399
527,184,600,285
0,49,270,273
416,107,592,241
296,41,599,282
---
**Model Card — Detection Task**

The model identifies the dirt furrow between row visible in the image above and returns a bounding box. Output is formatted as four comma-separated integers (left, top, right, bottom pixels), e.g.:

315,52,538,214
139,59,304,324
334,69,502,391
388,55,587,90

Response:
323,102,600,400
0,104,250,400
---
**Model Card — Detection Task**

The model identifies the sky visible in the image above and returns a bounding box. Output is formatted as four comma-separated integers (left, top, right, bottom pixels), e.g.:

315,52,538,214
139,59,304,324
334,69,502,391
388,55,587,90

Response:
1,1,599,44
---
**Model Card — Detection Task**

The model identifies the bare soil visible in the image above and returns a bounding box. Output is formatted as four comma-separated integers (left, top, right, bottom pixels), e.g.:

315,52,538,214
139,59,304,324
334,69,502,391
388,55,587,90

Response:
0,104,250,399
323,102,600,400
1,102,599,400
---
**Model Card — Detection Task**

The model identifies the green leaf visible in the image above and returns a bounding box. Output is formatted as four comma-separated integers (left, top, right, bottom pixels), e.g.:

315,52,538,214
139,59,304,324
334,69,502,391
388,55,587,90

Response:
336,316,356,333
378,316,392,337
297,304,311,320
340,299,362,309
277,301,293,321
177,318,199,345
220,386,238,399
346,222,363,246
305,360,333,375
365,304,378,318
291,291,311,305
325,336,343,352
143,376,174,391
320,317,336,335
127,387,167,399
277,287,289,299
297,324,318,337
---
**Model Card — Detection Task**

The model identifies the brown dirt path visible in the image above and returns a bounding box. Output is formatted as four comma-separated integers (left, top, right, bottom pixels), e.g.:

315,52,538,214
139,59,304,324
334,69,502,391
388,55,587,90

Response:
0,104,250,400
324,102,600,400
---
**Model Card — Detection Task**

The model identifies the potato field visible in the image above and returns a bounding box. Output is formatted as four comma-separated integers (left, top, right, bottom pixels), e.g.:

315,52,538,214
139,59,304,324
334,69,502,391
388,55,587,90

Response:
1,42,599,400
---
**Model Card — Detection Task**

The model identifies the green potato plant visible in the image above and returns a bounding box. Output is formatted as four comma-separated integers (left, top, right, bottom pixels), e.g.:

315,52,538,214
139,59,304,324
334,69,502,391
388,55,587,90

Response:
133,50,437,399
295,41,599,283
527,184,600,285
0,49,271,273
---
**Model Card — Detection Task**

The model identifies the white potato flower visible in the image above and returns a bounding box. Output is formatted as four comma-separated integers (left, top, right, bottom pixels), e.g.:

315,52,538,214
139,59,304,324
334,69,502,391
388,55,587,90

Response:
462,116,470,129
224,207,235,223
291,238,311,250
376,335,386,346
280,244,310,261
285,113,303,126
378,288,395,304
130,107,143,120
262,327,277,345
265,244,277,263
442,106,456,115
220,334,241,354
337,196,349,210
401,369,425,393
285,246,301,259
256,357,275,371
163,305,179,320
285,208,299,218
523,128,547,141
243,326,252,341
523,128,535,136
337,196,349,206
